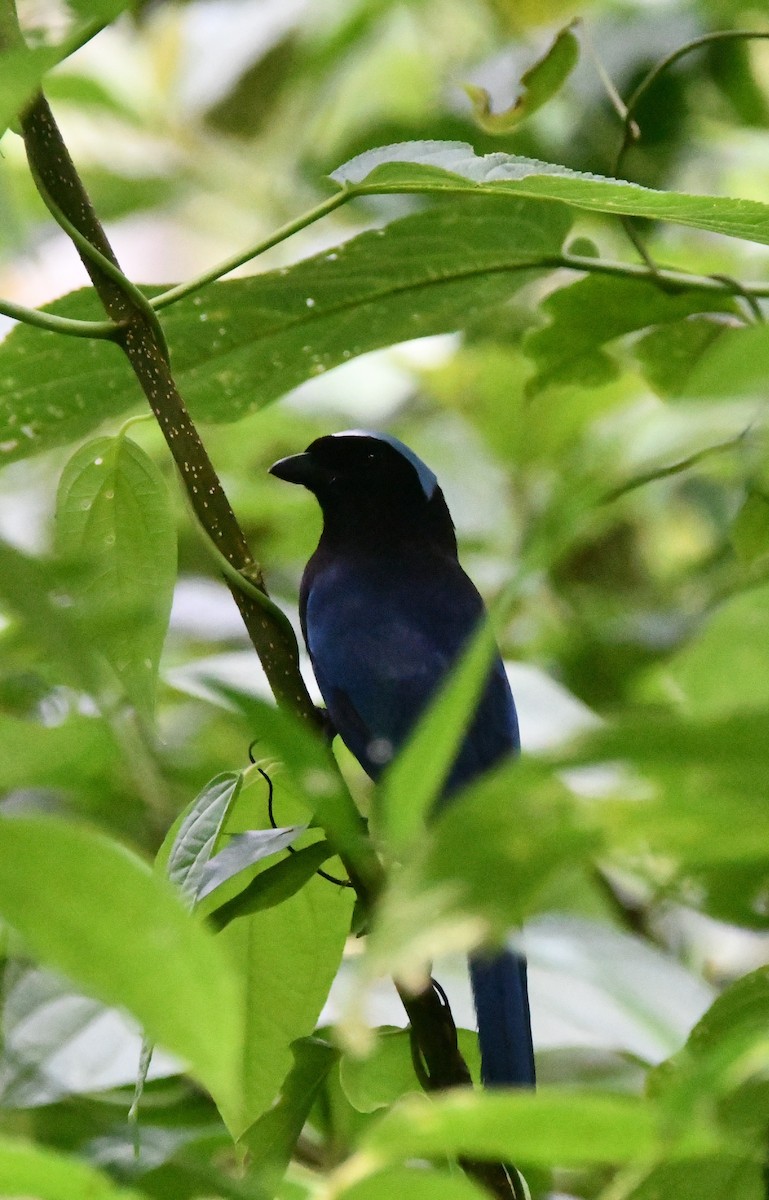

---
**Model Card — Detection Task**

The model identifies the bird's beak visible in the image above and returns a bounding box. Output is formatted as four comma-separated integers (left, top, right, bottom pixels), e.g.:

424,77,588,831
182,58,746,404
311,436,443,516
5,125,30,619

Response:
269,452,335,490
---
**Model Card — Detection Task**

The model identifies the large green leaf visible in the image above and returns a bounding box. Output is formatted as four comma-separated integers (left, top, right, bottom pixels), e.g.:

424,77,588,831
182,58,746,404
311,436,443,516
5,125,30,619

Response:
643,583,769,718
243,1037,338,1184
378,619,499,852
356,1087,716,1168
638,320,769,400
648,969,769,1167
365,760,595,987
0,538,100,692
0,1133,144,1200
337,1166,492,1200
340,1027,480,1113
217,872,354,1138
0,195,571,462
55,435,177,716
633,313,745,398
523,275,737,394
0,816,244,1114
562,709,769,924
0,710,113,791
333,141,769,243
619,1159,765,1200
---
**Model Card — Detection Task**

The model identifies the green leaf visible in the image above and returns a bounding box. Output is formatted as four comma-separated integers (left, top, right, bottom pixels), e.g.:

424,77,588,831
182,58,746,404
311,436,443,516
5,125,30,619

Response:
686,966,769,1062
0,1133,144,1200
649,969,769,1156
0,46,61,136
642,583,769,718
465,21,579,133
217,873,354,1137
0,816,244,1114
0,195,571,462
162,771,244,901
209,841,336,929
619,1158,765,1200
337,1166,492,1200
197,826,308,901
564,708,769,879
378,619,498,852
523,275,736,394
731,489,769,568
243,1037,338,1183
0,710,113,792
333,140,769,244
0,538,99,692
647,320,769,400
366,760,595,986
55,435,177,716
358,1088,714,1168
340,1027,480,1113
0,0,134,136
220,692,370,878
634,313,744,398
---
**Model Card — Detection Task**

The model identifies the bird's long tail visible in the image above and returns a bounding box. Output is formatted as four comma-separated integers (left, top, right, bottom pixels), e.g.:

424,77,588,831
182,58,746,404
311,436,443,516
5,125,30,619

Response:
469,949,535,1087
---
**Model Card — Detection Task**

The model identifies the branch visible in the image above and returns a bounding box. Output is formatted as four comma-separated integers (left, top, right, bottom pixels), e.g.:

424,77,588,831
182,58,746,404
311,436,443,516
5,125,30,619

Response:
0,294,119,338
19,94,316,716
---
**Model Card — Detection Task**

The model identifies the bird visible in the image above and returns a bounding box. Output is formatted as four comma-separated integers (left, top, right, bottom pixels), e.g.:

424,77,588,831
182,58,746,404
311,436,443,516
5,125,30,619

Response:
270,429,535,1088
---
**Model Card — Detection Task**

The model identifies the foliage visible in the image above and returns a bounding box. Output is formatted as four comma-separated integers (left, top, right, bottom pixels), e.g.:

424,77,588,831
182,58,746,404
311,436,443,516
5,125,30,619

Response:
1,1,769,1199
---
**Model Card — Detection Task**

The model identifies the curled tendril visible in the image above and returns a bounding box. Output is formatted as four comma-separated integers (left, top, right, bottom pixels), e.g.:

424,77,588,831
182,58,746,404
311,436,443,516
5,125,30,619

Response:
248,740,353,889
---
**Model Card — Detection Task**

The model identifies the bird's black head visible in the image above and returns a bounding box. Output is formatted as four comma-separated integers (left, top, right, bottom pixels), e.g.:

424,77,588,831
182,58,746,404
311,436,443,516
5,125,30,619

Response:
270,430,456,555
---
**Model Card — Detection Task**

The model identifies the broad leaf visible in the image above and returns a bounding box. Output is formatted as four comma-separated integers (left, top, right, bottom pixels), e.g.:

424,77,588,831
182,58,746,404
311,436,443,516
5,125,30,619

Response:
340,1027,480,1113
523,275,737,394
0,195,571,462
196,826,307,901
217,873,354,1138
634,313,745,398
0,816,243,1114
333,140,769,244
641,583,769,718
366,760,595,988
654,320,769,400
358,1087,715,1167
209,841,335,929
337,1167,492,1200
0,1134,144,1200
161,770,245,900
55,435,177,716
0,710,113,792
243,1037,338,1183
619,1158,765,1200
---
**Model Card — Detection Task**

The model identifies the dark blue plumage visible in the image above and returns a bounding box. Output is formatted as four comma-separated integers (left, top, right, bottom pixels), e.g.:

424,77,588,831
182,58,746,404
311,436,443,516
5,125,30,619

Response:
270,430,535,1088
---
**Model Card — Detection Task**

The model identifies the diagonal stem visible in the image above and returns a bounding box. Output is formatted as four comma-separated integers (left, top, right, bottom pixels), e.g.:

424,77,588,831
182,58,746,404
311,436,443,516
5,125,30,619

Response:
20,93,317,725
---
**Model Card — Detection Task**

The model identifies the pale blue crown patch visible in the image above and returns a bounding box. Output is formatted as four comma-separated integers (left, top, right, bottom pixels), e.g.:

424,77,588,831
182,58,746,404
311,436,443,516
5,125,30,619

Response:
333,429,438,499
